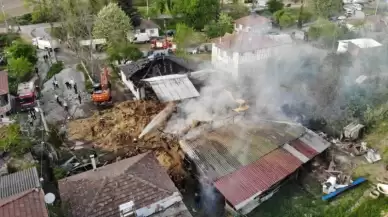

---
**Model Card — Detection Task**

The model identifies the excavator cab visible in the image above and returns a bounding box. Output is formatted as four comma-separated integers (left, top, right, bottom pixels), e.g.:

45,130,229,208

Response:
91,67,112,106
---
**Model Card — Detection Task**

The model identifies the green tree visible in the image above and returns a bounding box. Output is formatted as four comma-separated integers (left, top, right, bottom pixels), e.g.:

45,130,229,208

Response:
308,0,341,18
107,44,143,64
5,40,37,64
0,124,32,155
204,12,233,38
175,23,195,49
117,0,141,26
307,19,348,47
266,0,284,13
224,3,250,20
93,3,133,46
7,57,34,81
173,0,220,30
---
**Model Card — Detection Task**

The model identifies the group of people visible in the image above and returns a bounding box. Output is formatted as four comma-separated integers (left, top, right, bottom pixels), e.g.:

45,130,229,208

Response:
52,77,83,114
27,109,37,126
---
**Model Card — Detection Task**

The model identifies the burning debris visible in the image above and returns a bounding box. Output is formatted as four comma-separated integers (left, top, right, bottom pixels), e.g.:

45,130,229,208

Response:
67,100,186,179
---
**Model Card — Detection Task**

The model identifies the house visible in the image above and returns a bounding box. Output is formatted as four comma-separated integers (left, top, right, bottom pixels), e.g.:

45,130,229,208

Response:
0,167,49,217
0,71,11,116
364,15,388,32
234,14,271,33
336,38,382,55
135,19,160,38
118,56,198,101
179,121,330,214
211,32,293,78
59,152,192,217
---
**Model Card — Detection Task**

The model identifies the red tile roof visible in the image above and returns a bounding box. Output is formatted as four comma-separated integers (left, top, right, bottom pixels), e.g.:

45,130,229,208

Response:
59,152,183,217
0,189,49,217
214,148,302,208
235,15,270,26
289,139,318,159
0,71,8,95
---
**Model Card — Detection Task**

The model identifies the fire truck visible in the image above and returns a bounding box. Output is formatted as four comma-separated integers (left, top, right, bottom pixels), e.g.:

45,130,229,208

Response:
16,77,39,111
150,38,177,52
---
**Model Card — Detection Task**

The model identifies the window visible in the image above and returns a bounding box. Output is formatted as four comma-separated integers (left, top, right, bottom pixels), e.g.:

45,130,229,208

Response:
140,29,146,33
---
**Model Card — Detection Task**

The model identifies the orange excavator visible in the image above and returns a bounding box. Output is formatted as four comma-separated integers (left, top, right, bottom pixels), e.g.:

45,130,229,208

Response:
91,67,112,106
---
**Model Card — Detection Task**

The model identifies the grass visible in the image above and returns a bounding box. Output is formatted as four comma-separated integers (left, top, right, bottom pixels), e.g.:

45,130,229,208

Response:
45,61,64,81
248,176,379,217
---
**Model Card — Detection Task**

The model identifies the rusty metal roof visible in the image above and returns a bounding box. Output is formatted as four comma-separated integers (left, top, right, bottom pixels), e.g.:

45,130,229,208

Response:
214,148,302,209
181,122,305,180
0,71,8,95
289,139,318,159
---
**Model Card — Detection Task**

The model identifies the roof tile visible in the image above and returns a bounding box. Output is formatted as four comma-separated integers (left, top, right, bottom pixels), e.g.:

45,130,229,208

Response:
59,152,184,217
0,189,48,217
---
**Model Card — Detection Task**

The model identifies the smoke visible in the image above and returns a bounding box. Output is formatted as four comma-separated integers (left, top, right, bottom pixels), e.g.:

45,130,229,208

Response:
166,23,388,136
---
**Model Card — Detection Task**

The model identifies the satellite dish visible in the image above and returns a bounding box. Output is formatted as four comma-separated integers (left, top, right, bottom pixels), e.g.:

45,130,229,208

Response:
44,193,56,204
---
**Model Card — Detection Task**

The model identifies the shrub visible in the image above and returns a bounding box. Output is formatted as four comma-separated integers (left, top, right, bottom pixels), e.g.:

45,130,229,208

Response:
46,61,64,81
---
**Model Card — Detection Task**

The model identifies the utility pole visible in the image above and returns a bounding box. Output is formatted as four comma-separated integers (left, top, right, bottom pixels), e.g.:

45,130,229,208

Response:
375,0,380,16
0,0,8,32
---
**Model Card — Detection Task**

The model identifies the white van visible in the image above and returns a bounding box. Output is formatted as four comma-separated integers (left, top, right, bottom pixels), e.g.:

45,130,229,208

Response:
32,37,60,51
130,33,150,44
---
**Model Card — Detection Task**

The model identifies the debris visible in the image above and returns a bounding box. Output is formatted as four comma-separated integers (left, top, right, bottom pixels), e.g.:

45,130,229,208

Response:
342,123,365,141
377,183,388,196
67,100,185,179
365,149,382,163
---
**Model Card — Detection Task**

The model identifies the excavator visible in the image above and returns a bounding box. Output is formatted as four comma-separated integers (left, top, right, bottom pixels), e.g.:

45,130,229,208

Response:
91,67,112,106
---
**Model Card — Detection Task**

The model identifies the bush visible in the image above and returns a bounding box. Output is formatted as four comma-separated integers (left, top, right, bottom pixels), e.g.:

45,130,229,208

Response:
0,33,20,48
46,61,64,81
53,167,67,180
14,13,33,25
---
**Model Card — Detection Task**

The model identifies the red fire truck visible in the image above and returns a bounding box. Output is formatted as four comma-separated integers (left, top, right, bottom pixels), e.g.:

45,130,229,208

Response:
16,78,39,111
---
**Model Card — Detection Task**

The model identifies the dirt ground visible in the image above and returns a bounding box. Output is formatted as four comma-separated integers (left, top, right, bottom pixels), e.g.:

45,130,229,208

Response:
67,100,186,179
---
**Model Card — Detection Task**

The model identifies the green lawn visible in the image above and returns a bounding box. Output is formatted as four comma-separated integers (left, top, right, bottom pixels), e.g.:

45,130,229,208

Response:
248,174,387,217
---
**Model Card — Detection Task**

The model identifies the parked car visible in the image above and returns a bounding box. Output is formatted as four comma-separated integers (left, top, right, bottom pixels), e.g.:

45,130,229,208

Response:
130,33,150,44
32,37,60,51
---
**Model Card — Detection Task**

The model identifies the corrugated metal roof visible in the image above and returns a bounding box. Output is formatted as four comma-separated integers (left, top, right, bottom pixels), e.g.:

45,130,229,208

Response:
289,138,318,159
299,129,331,153
181,122,305,180
0,71,8,95
214,149,302,209
142,74,200,102
0,167,40,199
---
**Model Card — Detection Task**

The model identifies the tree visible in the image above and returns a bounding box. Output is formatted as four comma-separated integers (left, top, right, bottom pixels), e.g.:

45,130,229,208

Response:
204,12,233,38
224,3,250,20
175,23,195,49
308,0,341,18
5,40,37,64
117,0,141,26
93,3,133,46
266,0,284,13
7,57,34,81
173,0,220,30
0,124,32,155
107,44,143,64
307,19,348,47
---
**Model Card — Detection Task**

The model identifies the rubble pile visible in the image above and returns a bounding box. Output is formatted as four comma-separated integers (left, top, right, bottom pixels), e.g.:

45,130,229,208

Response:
67,100,186,179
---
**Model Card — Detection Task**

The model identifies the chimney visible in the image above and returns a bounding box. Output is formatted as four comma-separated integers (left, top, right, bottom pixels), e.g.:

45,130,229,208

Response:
90,154,97,171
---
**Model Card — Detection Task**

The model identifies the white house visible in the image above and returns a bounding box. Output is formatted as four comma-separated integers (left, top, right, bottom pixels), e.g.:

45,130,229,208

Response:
211,32,293,78
234,14,271,33
337,38,382,54
134,19,160,38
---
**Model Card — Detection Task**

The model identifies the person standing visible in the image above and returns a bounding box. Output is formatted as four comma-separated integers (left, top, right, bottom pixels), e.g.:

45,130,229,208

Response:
34,67,39,76
63,101,68,112
77,93,82,104
69,78,74,88
73,83,78,94
55,94,61,106
65,81,71,89
27,114,33,126
29,109,36,120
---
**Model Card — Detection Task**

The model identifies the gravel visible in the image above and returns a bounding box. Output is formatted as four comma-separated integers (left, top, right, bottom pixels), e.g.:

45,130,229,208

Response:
41,66,91,123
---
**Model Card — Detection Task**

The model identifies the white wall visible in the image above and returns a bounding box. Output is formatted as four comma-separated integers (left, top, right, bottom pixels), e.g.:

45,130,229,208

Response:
120,70,140,100
146,28,159,37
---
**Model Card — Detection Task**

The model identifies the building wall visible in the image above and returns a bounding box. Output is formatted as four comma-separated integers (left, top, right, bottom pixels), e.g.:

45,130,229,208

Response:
0,94,11,116
146,28,159,37
120,70,140,100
